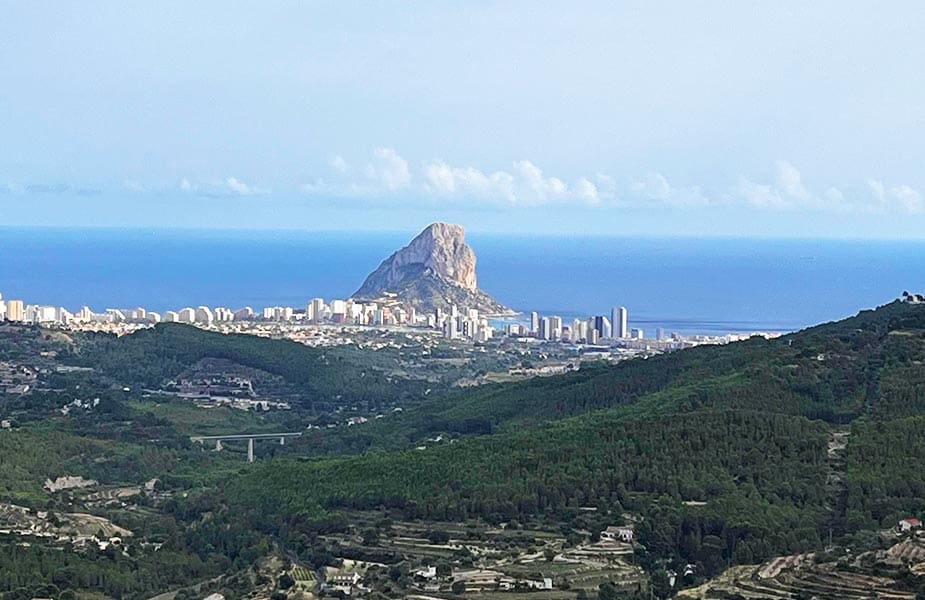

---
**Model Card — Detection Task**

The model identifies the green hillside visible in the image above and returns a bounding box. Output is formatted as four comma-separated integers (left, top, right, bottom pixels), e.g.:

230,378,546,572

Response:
194,300,925,577
5,300,925,598
68,323,429,410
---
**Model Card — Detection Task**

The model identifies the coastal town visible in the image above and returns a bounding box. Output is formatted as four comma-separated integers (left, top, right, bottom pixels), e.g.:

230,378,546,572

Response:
0,290,778,356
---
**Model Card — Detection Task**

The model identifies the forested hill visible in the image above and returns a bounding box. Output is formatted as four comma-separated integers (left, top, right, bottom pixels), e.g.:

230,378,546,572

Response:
325,299,925,453
201,299,925,579
67,323,428,410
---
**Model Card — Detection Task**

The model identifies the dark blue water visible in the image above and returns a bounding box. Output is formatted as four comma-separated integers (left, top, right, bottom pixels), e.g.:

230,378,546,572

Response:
1,227,922,335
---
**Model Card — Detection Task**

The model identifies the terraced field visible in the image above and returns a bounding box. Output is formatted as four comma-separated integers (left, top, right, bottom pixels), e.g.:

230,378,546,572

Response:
678,555,916,600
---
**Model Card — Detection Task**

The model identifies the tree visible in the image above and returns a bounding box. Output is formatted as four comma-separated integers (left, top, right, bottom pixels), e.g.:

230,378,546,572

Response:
435,562,452,578
598,582,620,600
278,573,295,590
362,528,380,546
427,530,450,544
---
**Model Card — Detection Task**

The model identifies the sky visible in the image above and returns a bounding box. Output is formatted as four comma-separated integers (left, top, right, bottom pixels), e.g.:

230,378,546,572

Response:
2,2,925,237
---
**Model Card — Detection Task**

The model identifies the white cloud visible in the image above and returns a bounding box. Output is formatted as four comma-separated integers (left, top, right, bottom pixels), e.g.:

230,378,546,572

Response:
736,161,843,211
632,172,671,201
737,177,786,209
868,178,924,214
574,178,600,204
364,147,411,191
305,149,603,206
775,160,810,200
422,160,516,202
180,176,269,197
421,159,600,206
632,172,709,207
224,176,265,196
330,155,348,173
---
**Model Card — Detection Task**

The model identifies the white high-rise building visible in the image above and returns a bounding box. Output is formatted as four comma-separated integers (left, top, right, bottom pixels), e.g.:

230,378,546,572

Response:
548,316,562,341
214,307,234,322
0,293,6,320
310,298,325,323
164,310,180,323
612,306,628,339
178,308,196,323
28,305,57,323
601,316,612,340
6,300,24,322
106,309,126,323
530,311,539,334
195,306,214,325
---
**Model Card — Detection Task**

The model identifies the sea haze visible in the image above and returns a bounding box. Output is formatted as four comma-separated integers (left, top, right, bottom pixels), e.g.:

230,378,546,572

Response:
1,227,923,335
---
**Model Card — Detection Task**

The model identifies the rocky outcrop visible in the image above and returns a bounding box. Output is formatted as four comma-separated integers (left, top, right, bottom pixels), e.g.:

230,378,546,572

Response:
44,475,98,492
353,223,508,314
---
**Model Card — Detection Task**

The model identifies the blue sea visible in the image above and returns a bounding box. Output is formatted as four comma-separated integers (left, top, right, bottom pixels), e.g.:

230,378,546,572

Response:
1,227,923,335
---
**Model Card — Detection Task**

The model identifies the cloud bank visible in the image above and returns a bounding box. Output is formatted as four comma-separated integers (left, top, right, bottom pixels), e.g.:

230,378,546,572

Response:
302,149,925,215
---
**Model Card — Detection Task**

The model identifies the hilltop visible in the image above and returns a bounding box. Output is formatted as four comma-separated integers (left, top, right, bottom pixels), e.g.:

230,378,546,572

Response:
352,223,509,314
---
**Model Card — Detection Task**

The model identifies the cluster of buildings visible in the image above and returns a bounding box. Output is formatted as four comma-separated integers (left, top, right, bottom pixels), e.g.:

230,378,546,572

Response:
0,291,414,329
0,361,36,395
1,290,777,350
506,306,652,344
0,290,502,341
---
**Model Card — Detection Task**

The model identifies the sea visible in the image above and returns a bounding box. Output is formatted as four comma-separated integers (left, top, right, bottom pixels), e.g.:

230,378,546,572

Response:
1,227,923,336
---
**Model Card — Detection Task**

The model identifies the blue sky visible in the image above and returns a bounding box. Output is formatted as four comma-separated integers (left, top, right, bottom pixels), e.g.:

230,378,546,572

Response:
2,2,925,237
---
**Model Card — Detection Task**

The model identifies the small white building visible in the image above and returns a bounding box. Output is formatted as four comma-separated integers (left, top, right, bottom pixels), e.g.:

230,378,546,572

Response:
414,566,437,579
601,525,634,543
525,578,553,590
328,572,362,594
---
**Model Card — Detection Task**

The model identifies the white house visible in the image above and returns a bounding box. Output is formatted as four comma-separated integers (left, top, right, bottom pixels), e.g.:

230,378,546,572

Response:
601,525,634,543
899,517,922,532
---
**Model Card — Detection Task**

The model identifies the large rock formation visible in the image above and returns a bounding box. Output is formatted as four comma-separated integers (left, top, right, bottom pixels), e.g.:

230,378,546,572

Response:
353,223,508,314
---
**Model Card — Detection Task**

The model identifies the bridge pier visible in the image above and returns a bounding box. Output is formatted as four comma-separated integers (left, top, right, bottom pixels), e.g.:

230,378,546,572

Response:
189,432,302,462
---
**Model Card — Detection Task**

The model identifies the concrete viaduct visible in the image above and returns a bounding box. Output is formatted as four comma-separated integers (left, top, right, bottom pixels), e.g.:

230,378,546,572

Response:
190,432,303,462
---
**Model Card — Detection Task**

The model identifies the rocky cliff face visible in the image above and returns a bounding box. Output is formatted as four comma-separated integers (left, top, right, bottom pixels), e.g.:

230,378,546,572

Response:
353,223,507,314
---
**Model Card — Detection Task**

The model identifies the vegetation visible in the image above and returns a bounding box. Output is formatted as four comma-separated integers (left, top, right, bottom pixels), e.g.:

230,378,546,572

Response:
4,300,925,598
